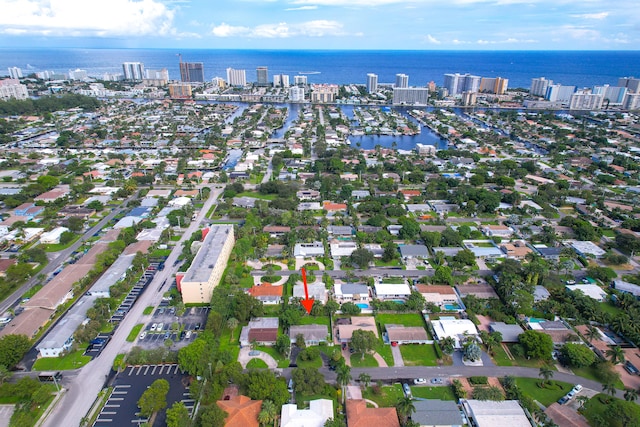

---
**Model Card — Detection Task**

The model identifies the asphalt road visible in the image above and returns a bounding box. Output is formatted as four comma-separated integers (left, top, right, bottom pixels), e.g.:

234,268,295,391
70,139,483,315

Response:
0,196,134,315
250,268,494,279
41,187,222,427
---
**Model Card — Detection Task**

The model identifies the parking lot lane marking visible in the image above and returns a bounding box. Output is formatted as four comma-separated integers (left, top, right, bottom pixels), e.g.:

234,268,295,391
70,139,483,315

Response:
101,412,117,415
126,366,134,376
151,365,158,374
173,365,180,374
114,385,131,388
96,418,113,422
136,366,142,375
143,365,150,375
109,398,124,401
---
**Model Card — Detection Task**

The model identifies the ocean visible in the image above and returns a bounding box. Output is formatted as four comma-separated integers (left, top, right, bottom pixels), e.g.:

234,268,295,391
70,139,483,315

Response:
1,48,639,89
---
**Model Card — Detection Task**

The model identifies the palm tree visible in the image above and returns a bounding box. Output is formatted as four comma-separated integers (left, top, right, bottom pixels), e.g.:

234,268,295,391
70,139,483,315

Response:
624,388,638,402
576,395,589,410
358,372,371,388
336,363,351,403
539,365,554,387
227,317,239,343
258,409,271,427
585,325,600,343
260,400,278,426
396,396,416,425
606,346,625,365
602,382,617,401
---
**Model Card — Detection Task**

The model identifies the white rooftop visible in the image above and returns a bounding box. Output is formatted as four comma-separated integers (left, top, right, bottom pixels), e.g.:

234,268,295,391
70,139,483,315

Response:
374,283,412,296
566,284,607,301
462,399,531,427
281,399,333,427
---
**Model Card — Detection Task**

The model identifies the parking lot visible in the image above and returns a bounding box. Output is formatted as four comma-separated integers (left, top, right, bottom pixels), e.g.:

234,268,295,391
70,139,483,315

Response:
94,364,193,427
136,306,209,350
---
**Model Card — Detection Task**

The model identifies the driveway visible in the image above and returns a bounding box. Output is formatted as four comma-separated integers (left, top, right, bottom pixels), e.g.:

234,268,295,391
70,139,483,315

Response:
391,345,405,367
238,348,278,369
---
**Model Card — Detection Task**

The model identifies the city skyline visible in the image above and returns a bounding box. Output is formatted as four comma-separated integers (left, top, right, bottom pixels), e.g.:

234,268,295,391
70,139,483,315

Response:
0,0,637,50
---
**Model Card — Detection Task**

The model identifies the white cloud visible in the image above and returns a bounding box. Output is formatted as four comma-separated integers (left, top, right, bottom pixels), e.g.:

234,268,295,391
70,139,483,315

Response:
285,5,318,10
0,0,176,36
571,12,610,20
555,25,601,40
425,34,441,44
211,20,346,38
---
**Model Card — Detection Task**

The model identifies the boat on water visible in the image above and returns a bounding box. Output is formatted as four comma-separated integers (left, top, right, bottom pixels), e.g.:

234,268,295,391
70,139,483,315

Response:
298,71,321,74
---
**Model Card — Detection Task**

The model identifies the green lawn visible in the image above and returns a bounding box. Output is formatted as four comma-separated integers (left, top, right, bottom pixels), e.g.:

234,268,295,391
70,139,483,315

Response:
399,344,438,366
33,349,92,371
296,315,330,326
376,313,426,328
43,235,81,252
581,394,627,426
506,344,552,368
218,329,240,361
572,365,625,389
256,346,290,368
602,230,616,238
126,324,144,342
374,342,395,366
381,277,405,284
350,353,378,368
374,259,402,267
411,385,456,400
247,358,269,369
515,377,573,406
296,354,323,368
263,263,283,271
599,301,623,317
363,384,404,407
236,192,276,200
143,306,154,315
492,344,513,366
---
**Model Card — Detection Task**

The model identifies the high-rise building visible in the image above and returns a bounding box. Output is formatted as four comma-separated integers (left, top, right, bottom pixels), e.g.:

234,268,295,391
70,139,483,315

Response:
256,67,268,86
392,87,429,105
366,73,378,93
226,68,247,87
122,62,144,80
479,77,508,94
618,77,640,94
531,77,553,97
179,62,204,83
273,74,290,88
395,73,409,88
68,69,88,80
212,77,226,89
0,79,28,100
443,73,480,95
461,91,478,106
145,68,169,81
546,84,576,103
102,72,124,81
311,84,339,103
622,93,640,110
569,90,603,110
592,85,627,105
35,70,54,80
168,83,192,99
294,75,308,85
289,86,305,102
7,67,22,79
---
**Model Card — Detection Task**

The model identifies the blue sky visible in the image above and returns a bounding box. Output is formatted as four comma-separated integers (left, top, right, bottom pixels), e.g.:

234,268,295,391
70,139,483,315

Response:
0,0,637,50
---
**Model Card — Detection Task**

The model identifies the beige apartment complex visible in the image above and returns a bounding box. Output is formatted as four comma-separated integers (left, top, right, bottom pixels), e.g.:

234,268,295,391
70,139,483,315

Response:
179,225,235,304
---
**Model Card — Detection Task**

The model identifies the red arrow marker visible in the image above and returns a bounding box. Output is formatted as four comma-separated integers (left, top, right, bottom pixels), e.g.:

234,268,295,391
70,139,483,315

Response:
300,267,314,315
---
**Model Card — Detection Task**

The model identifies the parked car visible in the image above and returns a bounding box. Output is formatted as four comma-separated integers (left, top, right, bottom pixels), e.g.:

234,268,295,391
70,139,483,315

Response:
558,396,569,405
573,384,583,392
150,323,157,331
413,378,427,385
430,378,444,384
391,342,398,347
185,330,192,339
139,332,147,340
157,322,164,331
402,383,411,397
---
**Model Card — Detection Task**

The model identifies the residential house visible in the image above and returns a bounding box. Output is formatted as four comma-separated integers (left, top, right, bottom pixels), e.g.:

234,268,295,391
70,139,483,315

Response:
482,225,513,238
40,227,69,245
363,243,384,258
297,190,320,200
294,242,324,258
13,203,43,219
412,400,463,427
281,399,333,427
461,399,531,427
330,240,358,258
337,317,379,343
386,325,430,345
535,246,562,260
289,325,329,346
34,187,69,203
59,206,95,219
0,259,16,277
534,285,551,302
612,279,640,297
327,226,353,237
293,282,328,304
217,395,262,427
374,283,412,301
247,283,283,305
566,284,607,301
298,202,322,211
415,284,460,308
455,284,499,300
323,201,347,213
346,399,400,427
400,189,421,201
399,244,429,259
500,241,532,260
263,225,291,238
334,283,371,304
239,317,279,347
431,316,478,349
489,322,525,342
351,190,370,200
570,241,606,258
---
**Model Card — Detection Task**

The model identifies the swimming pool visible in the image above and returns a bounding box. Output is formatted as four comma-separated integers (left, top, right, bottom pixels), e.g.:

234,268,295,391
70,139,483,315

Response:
528,317,546,323
444,303,461,311
356,303,370,309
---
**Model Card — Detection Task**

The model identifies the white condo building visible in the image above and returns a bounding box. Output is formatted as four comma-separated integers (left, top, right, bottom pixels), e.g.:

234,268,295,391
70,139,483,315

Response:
294,75,308,85
395,73,409,88
289,86,305,102
392,87,429,105
273,74,290,87
7,67,22,79
530,77,553,97
0,79,28,100
366,73,378,93
569,91,604,110
618,77,640,93
546,84,576,103
226,68,247,86
623,93,640,110
592,85,627,105
443,73,481,95
178,226,235,304
122,62,145,80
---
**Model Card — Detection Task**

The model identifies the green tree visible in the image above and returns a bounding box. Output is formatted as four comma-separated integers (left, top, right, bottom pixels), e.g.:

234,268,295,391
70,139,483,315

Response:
350,330,377,359
349,248,374,269
336,363,351,402
275,335,291,357
473,386,505,401
0,334,31,369
606,345,625,365
518,330,553,361
243,370,290,407
340,302,361,315
292,367,327,395
433,265,454,286
624,388,638,402
166,401,191,427
196,404,227,427
606,399,640,427
539,365,554,387
138,378,170,418
358,372,371,388
59,230,75,245
395,396,416,425
258,400,278,427
560,343,597,368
